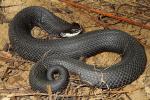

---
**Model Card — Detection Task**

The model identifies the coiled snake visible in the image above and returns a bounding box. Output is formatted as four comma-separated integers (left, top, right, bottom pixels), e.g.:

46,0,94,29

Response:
9,6,147,93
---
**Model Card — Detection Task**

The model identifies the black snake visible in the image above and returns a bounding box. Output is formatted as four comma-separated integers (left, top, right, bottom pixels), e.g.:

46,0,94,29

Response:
9,6,147,93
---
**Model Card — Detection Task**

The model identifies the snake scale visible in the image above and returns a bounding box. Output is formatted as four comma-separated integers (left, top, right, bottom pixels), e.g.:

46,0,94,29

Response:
9,6,147,93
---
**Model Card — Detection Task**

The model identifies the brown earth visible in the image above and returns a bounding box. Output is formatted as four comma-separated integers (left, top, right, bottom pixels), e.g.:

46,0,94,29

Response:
0,0,150,100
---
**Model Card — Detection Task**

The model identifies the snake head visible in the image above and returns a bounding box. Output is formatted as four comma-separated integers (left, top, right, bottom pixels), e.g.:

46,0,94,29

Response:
60,22,83,37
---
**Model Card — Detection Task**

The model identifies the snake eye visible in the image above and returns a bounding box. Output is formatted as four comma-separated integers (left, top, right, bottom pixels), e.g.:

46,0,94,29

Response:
60,32,65,36
71,29,80,33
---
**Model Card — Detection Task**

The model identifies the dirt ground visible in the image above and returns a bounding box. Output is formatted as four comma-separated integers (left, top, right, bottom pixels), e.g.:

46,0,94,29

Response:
0,0,150,100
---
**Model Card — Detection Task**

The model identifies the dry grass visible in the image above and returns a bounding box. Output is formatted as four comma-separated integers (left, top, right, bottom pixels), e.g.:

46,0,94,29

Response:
0,0,150,100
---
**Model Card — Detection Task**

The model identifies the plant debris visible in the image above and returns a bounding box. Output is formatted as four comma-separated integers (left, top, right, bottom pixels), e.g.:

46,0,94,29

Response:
0,0,150,99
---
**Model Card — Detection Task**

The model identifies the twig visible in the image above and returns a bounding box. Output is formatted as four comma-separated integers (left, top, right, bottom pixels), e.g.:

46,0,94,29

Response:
1,85,146,98
0,90,128,98
59,0,150,30
47,85,53,100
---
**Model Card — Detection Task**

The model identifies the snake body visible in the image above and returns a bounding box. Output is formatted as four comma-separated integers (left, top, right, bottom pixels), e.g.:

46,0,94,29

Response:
9,6,147,93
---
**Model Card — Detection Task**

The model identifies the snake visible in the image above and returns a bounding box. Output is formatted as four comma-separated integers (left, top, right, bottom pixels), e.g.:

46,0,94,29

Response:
9,6,147,93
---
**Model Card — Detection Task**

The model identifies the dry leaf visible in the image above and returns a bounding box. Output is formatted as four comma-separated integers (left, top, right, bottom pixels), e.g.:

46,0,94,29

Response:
0,51,12,59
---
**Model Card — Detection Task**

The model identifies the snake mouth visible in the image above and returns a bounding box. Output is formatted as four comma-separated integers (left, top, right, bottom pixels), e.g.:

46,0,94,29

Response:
60,29,82,37
60,22,83,38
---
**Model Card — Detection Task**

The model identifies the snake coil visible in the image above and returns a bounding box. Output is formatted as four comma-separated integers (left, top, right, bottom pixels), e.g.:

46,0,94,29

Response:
9,6,147,93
